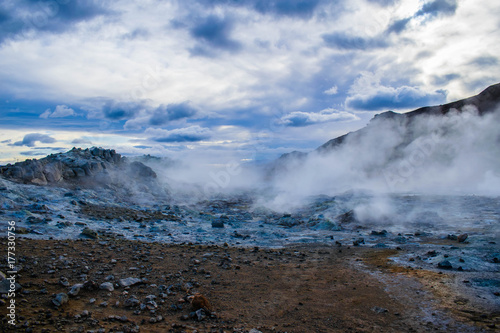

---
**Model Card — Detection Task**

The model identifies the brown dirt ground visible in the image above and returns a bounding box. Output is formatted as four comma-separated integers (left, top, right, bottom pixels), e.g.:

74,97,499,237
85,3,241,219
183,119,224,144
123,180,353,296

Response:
0,237,497,333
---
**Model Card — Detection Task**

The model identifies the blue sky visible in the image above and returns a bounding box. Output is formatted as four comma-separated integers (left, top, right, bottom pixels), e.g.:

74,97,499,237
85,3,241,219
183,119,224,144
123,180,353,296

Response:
0,0,499,164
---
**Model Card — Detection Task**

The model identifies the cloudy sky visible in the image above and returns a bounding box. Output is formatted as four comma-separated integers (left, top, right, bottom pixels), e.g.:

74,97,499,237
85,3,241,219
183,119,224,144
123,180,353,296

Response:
0,0,499,164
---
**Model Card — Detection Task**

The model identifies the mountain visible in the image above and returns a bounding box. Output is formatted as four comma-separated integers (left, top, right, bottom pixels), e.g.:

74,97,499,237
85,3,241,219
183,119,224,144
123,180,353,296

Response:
267,82,500,182
317,83,500,153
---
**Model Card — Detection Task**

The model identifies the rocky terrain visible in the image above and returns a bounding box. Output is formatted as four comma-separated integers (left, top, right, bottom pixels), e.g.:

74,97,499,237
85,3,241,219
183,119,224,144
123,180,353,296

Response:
1,84,500,332
0,147,157,186
1,237,498,333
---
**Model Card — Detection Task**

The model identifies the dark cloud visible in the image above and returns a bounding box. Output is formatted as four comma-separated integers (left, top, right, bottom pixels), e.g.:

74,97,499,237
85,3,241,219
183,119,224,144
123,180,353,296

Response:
431,73,460,86
322,32,388,50
469,56,498,67
415,0,458,18
149,102,198,126
0,0,110,43
252,0,322,18
189,15,241,54
101,100,144,121
11,133,56,147
365,0,396,6
20,151,49,156
384,0,458,35
134,145,153,149
386,17,411,34
147,126,211,143
278,109,359,127
193,0,323,19
346,86,447,111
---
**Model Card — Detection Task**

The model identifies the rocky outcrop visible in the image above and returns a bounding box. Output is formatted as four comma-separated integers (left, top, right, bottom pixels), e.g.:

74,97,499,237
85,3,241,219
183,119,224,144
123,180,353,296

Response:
128,161,157,179
0,147,156,185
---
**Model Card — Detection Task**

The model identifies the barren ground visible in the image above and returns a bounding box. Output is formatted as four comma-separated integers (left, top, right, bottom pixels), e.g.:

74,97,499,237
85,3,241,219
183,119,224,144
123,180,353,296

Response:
1,237,498,332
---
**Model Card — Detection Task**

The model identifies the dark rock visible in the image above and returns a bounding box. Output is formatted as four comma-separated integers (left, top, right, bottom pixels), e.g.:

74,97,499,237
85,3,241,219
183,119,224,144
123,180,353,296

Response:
353,238,365,246
447,234,458,241
0,279,22,294
124,296,140,308
335,210,357,224
211,220,225,228
458,233,468,243
81,227,98,239
128,161,157,179
83,280,99,291
52,293,69,307
438,260,453,269
394,236,407,244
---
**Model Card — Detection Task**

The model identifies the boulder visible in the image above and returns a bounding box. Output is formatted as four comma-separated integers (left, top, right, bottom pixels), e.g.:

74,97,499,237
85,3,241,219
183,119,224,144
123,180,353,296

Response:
128,161,157,179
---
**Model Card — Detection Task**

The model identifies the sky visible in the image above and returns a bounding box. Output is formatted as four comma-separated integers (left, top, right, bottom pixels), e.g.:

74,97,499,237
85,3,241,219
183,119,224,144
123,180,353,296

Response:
0,0,499,164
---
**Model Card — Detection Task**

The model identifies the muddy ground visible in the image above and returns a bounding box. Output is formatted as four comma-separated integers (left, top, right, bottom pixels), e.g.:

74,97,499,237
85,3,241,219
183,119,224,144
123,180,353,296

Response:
0,237,498,333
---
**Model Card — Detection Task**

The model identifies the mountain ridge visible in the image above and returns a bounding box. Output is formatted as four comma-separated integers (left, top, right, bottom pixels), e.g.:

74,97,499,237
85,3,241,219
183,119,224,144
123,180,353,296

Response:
316,82,500,153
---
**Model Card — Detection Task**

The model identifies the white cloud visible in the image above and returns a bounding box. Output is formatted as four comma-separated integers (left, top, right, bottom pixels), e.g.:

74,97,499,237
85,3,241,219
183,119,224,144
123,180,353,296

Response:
324,85,338,95
39,105,75,118
0,0,498,160
279,108,359,127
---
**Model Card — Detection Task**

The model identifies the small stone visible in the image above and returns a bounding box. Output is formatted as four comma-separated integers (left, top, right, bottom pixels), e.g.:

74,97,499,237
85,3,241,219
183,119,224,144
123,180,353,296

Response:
83,280,99,291
52,293,69,307
394,236,407,244
68,284,83,297
81,227,99,239
191,293,212,311
100,282,114,292
372,306,388,314
0,279,22,294
353,238,364,246
195,308,205,321
371,230,387,236
457,233,468,243
211,220,225,228
119,277,142,287
447,234,458,241
438,260,453,269
124,296,140,308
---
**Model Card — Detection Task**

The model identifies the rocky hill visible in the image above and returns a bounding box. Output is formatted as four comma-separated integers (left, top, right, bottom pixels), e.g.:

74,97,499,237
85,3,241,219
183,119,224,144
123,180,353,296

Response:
0,147,157,186
269,83,500,178
317,82,500,153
